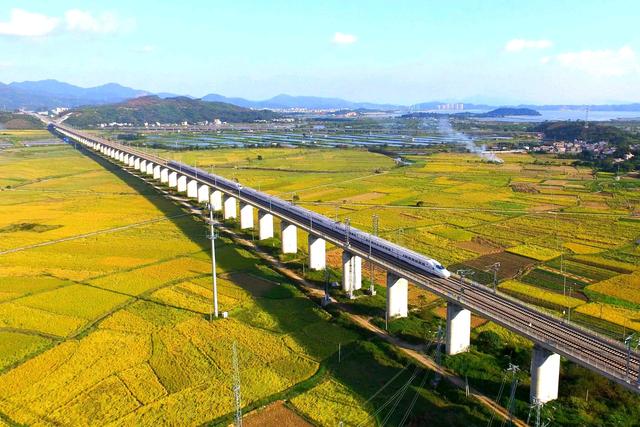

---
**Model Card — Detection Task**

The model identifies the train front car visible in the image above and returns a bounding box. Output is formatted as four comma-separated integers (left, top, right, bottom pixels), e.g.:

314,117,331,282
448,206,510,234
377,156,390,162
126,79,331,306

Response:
429,260,451,278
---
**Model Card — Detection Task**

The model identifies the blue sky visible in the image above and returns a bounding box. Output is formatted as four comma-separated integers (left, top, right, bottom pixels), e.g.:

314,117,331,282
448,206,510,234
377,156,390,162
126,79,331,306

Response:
1,0,639,104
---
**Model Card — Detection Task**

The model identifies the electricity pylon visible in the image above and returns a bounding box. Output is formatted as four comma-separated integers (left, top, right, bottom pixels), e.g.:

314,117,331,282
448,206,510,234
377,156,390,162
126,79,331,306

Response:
232,341,242,427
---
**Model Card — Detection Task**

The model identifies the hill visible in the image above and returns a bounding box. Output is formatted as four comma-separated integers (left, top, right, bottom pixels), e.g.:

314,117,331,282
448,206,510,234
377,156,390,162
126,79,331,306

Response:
479,107,541,117
533,121,639,146
64,96,280,127
0,112,43,129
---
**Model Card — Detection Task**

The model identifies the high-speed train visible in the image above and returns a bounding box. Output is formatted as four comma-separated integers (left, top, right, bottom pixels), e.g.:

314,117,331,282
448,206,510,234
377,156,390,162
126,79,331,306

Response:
168,161,452,280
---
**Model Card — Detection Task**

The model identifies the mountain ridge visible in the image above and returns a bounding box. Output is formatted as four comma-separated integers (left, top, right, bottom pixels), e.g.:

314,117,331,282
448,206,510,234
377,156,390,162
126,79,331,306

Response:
63,95,279,127
2,79,640,112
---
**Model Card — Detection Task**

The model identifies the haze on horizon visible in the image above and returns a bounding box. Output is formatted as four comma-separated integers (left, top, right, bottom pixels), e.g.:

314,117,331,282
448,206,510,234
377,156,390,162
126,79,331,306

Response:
1,0,639,105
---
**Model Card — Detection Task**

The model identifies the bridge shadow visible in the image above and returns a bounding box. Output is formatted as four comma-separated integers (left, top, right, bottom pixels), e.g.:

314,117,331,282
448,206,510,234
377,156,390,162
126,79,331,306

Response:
70,143,492,425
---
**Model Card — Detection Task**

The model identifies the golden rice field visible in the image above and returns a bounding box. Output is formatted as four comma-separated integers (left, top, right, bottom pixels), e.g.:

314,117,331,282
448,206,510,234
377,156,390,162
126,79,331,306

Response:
0,144,369,425
574,303,640,333
586,271,640,305
499,280,584,309
166,147,640,334
3,138,640,424
289,379,371,426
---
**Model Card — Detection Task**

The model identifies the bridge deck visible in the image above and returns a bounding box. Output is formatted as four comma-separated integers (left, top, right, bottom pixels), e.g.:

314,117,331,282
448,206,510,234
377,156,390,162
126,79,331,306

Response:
50,122,640,393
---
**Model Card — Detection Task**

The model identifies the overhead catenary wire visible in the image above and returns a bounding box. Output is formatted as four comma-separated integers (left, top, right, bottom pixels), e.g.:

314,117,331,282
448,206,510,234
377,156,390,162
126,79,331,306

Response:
380,369,418,427
356,366,422,427
487,372,509,427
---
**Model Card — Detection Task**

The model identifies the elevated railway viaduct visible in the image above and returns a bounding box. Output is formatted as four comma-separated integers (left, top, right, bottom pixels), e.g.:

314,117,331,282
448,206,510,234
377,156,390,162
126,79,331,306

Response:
50,122,640,404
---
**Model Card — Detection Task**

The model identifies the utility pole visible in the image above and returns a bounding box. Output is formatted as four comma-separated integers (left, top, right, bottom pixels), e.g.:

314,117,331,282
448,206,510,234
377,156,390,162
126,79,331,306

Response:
207,203,219,320
232,341,242,427
625,334,635,380
506,364,520,426
456,269,474,288
487,262,500,293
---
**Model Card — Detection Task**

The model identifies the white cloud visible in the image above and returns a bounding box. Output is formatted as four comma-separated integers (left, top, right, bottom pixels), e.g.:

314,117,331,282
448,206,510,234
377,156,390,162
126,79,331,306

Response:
332,32,357,44
505,39,553,52
65,9,125,33
550,46,639,76
0,8,59,37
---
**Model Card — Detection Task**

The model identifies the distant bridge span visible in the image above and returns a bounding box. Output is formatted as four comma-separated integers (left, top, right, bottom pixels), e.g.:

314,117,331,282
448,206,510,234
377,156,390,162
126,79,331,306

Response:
48,121,640,403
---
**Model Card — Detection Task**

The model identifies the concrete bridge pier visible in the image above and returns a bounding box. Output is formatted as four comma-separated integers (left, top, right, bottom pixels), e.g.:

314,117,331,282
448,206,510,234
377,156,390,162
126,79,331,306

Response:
308,235,326,270
160,168,169,184
123,154,130,165
146,162,154,175
119,152,125,163
139,160,147,173
446,302,471,355
134,157,141,170
258,210,274,240
530,345,560,404
153,165,162,180
210,190,223,211
168,171,178,188
280,221,297,254
111,149,117,159
223,195,237,219
197,184,210,203
342,251,362,293
128,156,136,167
177,175,187,193
240,202,254,229
386,273,408,318
187,179,198,198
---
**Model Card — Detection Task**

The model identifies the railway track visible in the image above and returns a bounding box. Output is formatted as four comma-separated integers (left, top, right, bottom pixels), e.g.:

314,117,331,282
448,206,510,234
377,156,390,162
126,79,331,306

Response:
49,121,640,393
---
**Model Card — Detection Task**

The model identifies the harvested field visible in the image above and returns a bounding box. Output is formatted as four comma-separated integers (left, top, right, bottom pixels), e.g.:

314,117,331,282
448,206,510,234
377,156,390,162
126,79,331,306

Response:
458,252,537,280
244,401,312,427
456,237,503,256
